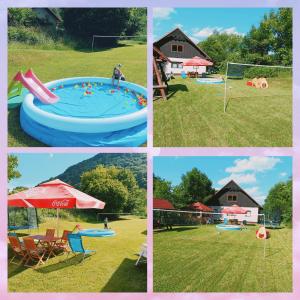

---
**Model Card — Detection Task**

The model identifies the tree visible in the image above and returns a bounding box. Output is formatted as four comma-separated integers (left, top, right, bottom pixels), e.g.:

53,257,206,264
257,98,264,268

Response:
153,175,173,200
241,8,292,65
8,155,21,182
264,179,292,225
80,165,144,214
199,32,243,70
63,8,131,46
178,168,214,206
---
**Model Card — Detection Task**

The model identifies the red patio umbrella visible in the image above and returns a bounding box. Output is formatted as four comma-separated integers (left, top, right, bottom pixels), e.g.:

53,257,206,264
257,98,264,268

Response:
182,56,213,67
221,205,247,215
189,202,213,212
8,179,105,234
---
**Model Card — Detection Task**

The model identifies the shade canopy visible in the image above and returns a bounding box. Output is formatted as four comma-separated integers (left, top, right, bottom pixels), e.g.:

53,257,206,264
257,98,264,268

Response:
153,198,175,210
221,205,247,215
8,179,105,209
189,202,213,212
182,56,213,67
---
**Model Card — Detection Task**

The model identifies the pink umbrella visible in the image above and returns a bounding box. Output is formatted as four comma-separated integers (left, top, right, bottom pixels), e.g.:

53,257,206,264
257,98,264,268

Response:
182,56,213,67
8,179,105,234
221,205,247,214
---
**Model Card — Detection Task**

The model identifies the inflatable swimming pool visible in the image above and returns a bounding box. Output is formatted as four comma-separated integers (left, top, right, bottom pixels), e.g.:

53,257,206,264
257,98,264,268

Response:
216,224,242,231
20,77,147,147
78,229,116,237
196,78,224,84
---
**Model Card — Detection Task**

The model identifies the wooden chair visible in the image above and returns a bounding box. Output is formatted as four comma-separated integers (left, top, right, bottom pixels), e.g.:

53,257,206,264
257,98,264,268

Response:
40,228,55,248
8,235,28,265
54,230,72,254
23,237,47,268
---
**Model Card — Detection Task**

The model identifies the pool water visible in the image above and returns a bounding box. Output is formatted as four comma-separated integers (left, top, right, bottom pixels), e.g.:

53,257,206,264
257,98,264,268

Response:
34,82,146,118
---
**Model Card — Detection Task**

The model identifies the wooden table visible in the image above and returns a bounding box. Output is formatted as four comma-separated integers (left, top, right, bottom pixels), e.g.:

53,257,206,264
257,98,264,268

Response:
29,235,61,260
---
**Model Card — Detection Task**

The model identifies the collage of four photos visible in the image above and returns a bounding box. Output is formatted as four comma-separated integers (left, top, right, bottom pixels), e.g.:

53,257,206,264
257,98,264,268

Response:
4,4,295,297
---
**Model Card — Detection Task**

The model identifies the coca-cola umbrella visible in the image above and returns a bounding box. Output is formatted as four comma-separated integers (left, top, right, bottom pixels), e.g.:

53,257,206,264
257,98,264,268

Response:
221,205,247,215
8,179,105,234
182,56,213,73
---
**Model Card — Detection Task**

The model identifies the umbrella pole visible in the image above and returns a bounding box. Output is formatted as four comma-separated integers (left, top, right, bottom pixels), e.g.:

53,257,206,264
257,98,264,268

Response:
57,208,59,236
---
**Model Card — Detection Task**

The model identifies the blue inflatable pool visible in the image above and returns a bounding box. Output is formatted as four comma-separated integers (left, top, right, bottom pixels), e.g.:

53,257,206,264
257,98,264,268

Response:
78,229,116,237
216,224,241,231
21,77,147,147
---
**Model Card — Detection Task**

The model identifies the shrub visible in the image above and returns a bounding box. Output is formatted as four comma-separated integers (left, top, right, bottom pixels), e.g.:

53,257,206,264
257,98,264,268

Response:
244,67,279,78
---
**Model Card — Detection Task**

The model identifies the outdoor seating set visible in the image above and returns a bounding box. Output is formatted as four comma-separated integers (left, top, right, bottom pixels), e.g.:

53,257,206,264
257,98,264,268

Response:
8,229,95,268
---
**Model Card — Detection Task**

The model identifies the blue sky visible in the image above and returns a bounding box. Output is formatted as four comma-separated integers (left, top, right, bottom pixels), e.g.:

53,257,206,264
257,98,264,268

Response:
153,8,278,43
154,156,292,205
9,153,95,190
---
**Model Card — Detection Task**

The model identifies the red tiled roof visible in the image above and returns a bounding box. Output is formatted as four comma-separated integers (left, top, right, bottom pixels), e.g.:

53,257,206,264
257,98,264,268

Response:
153,198,175,210
189,201,213,212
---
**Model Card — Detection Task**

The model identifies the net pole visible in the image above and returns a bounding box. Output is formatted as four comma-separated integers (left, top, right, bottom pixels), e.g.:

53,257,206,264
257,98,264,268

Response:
223,62,229,113
92,35,95,52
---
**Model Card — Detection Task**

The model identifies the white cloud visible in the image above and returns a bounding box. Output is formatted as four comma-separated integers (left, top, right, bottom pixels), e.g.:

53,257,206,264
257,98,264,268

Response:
190,37,200,44
193,26,242,38
244,186,266,205
225,157,281,173
280,172,288,177
218,173,256,186
174,23,183,29
153,8,175,19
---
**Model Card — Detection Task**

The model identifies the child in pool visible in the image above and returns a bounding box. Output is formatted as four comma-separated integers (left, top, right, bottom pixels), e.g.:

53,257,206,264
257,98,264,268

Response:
112,64,125,87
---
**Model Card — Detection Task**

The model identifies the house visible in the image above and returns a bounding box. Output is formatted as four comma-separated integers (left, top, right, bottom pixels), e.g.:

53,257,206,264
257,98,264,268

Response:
205,180,263,224
188,201,213,212
153,198,175,229
32,8,62,30
154,27,212,75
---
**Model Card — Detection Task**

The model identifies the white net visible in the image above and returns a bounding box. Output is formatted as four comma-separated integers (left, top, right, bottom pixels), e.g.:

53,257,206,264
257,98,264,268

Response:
223,62,292,112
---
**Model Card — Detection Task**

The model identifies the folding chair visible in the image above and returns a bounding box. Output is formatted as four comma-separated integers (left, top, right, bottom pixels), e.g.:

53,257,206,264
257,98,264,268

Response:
67,234,96,262
54,230,72,254
23,237,47,268
135,243,147,266
8,235,27,265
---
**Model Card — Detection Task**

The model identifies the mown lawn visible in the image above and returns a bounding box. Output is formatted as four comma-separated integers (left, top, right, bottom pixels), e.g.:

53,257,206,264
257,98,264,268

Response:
154,76,292,147
153,225,292,292
8,216,147,292
8,43,147,147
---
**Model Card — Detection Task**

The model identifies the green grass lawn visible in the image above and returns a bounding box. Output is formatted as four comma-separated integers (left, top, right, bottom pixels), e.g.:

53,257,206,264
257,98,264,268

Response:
154,225,292,292
154,76,292,147
8,216,147,292
8,43,147,147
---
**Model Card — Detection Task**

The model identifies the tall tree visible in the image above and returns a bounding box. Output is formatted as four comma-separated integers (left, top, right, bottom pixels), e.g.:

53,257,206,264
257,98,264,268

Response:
178,168,214,206
8,155,21,182
153,175,173,200
264,179,292,225
199,32,243,70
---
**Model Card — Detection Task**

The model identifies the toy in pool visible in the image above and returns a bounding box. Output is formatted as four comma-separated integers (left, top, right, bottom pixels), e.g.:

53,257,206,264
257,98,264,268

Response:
216,224,242,231
78,229,116,237
20,77,147,147
196,78,224,84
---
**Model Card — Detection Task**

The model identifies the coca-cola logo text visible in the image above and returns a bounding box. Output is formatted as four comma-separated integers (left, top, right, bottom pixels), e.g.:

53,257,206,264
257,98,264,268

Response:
52,200,70,207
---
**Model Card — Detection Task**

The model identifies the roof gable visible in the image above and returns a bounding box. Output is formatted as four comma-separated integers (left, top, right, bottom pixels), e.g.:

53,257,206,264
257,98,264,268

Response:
206,180,262,208
154,27,211,61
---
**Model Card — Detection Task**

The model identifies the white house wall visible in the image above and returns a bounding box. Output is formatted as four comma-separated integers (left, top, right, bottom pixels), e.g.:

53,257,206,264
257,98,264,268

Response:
210,206,259,223
165,57,206,75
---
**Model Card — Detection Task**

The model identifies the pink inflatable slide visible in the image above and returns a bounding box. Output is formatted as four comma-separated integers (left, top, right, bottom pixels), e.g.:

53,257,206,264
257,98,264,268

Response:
14,69,59,104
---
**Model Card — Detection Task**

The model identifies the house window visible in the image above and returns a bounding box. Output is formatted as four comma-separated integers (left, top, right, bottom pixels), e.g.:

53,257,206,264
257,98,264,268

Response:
171,62,183,69
171,44,184,53
227,195,237,202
